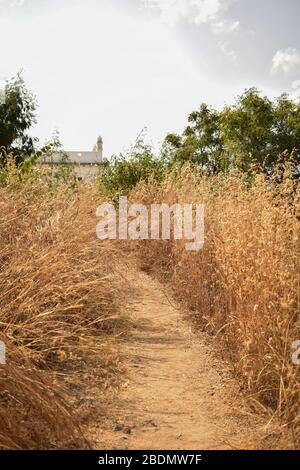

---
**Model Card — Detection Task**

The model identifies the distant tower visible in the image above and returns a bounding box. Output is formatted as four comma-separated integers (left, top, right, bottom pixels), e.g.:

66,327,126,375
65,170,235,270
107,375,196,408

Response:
93,136,103,154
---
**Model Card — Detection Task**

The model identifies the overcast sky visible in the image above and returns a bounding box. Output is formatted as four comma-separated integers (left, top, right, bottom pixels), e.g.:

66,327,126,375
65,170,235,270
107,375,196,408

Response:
0,0,300,156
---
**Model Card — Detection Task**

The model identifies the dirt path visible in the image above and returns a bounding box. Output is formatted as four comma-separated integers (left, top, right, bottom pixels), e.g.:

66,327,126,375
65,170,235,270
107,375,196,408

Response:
95,268,259,450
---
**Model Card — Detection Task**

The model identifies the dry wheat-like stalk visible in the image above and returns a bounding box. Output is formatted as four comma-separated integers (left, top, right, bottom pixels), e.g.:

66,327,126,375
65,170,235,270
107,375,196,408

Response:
0,167,128,449
130,162,300,447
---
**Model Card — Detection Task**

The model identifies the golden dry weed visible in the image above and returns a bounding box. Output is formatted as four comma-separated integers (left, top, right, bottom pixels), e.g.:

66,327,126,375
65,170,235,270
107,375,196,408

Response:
130,164,300,446
0,167,128,449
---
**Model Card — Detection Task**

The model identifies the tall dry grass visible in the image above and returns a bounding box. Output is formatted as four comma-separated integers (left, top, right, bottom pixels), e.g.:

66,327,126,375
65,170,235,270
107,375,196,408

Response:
130,164,300,446
0,165,128,449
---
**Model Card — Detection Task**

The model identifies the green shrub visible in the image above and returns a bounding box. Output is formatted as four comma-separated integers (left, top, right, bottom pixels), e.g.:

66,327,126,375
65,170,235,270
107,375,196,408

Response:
98,133,167,199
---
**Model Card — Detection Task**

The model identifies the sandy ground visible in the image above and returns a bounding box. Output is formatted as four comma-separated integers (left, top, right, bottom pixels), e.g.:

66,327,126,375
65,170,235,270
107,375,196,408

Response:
91,268,261,450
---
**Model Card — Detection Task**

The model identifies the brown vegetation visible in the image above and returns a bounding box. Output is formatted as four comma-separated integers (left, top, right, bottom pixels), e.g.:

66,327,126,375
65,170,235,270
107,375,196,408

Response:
130,164,300,446
1,159,299,449
0,166,128,449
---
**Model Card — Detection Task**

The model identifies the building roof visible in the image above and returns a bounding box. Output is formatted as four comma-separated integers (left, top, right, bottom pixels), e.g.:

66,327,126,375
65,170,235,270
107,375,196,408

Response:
42,151,102,165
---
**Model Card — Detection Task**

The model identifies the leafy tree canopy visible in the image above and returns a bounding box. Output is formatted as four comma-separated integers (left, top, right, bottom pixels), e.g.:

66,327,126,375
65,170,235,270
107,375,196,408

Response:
164,88,300,174
0,73,38,165
99,131,167,198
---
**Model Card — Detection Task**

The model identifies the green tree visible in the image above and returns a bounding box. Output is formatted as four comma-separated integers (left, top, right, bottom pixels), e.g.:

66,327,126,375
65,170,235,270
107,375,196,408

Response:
164,88,300,174
220,88,274,171
220,88,300,171
272,93,300,163
0,73,37,165
164,104,225,174
99,132,166,198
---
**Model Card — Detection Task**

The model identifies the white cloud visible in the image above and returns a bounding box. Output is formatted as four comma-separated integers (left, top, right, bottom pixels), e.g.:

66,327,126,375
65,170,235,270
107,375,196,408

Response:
290,80,300,101
218,41,237,63
0,1,242,156
212,19,239,33
292,79,300,89
272,48,300,75
142,0,238,30
0,0,25,6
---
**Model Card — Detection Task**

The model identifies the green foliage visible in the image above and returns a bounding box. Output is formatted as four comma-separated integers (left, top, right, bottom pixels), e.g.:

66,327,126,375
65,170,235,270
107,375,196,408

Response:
221,88,300,171
165,104,225,174
0,131,78,191
38,132,77,187
99,132,167,198
47,153,77,188
0,73,73,184
0,73,37,164
165,88,300,174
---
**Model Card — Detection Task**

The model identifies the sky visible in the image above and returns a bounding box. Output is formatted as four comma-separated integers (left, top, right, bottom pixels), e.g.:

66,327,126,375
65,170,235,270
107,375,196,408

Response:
0,0,300,156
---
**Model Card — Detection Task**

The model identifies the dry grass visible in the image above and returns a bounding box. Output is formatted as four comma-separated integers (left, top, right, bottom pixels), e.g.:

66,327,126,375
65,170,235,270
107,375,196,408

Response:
1,159,299,448
130,164,300,447
0,165,128,449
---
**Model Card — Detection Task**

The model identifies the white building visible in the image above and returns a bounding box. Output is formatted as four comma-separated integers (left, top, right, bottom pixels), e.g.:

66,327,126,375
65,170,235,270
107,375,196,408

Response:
41,136,103,181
